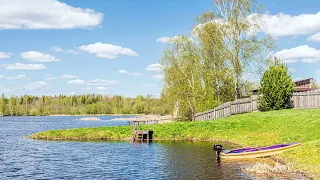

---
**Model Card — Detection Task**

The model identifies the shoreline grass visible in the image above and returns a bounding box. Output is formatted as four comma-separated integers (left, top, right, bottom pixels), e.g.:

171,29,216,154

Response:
29,108,320,178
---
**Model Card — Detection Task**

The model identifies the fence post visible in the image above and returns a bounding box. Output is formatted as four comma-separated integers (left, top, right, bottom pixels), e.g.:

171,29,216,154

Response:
194,89,320,121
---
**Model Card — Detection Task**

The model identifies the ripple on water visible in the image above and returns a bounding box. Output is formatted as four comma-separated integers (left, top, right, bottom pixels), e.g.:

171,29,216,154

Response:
1,116,303,179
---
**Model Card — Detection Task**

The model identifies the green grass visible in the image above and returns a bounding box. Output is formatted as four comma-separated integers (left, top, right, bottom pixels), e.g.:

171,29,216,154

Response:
29,108,320,178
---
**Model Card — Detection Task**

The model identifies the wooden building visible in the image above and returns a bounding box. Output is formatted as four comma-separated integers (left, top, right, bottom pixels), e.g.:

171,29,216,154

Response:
295,78,315,92
251,78,317,95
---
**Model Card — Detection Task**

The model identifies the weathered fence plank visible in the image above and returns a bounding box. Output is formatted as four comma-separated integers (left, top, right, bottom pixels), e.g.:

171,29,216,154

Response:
195,89,320,121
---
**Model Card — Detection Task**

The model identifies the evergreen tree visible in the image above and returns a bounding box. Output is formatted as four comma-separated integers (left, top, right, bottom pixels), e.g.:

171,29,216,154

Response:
259,58,295,111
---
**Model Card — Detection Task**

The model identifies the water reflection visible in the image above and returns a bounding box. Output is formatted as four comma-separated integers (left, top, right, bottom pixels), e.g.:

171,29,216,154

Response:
0,116,305,179
156,141,255,179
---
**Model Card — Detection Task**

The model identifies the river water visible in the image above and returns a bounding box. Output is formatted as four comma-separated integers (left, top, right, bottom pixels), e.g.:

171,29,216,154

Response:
0,116,297,179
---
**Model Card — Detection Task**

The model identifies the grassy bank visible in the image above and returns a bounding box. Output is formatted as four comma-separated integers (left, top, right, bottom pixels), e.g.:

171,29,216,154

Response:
29,108,320,178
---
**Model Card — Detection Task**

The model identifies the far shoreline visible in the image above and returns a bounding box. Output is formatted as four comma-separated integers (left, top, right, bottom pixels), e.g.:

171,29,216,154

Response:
0,114,168,117
48,114,137,117
1,114,174,123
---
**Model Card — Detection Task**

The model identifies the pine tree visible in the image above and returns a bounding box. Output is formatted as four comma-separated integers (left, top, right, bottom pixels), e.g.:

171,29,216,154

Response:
259,58,295,111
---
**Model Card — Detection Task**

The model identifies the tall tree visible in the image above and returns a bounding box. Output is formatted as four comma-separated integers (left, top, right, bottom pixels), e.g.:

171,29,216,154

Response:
162,36,202,121
194,12,235,110
211,0,274,98
8,96,17,116
0,93,5,116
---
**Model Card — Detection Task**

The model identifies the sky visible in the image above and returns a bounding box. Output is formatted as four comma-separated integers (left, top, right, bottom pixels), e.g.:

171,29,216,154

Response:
0,0,320,97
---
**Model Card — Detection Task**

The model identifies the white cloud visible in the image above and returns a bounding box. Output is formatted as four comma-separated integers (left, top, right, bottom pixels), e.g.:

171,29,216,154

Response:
24,81,51,90
67,79,119,86
61,74,78,79
144,84,157,87
307,32,320,42
6,75,28,80
79,42,138,59
44,74,57,81
50,46,79,54
152,74,164,80
261,12,320,37
118,70,142,77
97,86,107,90
274,45,320,63
83,86,108,92
156,36,184,43
50,46,63,52
21,51,58,62
156,37,171,43
145,63,162,72
5,63,47,70
119,70,129,74
0,75,4,78
0,52,12,59
0,0,103,30
191,12,320,38
68,79,85,85
86,79,119,86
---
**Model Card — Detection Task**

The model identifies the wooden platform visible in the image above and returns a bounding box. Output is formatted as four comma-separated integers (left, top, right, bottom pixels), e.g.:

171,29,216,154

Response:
131,120,153,143
134,130,153,143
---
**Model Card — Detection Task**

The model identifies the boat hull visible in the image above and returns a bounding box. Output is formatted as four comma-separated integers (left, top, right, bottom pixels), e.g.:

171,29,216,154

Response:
220,142,301,159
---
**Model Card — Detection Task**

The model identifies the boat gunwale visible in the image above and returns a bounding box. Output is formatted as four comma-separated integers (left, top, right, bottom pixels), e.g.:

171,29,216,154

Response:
221,142,301,157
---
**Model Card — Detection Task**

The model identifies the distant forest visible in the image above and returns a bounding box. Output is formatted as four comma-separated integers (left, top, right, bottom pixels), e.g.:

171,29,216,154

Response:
0,94,170,116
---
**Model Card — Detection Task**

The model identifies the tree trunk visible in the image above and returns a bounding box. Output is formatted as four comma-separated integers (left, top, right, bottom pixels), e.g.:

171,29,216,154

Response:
173,101,179,119
191,111,195,121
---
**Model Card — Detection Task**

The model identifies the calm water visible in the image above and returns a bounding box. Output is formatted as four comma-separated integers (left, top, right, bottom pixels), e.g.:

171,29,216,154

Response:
0,116,270,179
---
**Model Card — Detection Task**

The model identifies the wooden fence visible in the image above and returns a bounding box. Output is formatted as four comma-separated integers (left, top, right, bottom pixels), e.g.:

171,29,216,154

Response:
292,89,320,109
195,89,320,121
194,97,258,121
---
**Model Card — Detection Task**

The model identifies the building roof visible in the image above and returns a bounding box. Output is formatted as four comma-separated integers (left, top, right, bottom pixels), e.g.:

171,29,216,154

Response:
294,78,314,83
295,87,313,92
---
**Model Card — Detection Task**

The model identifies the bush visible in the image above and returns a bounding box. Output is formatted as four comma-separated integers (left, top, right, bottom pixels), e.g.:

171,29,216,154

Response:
258,59,295,111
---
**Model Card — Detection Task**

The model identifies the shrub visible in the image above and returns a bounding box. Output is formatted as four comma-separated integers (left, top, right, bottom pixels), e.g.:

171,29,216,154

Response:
258,59,295,111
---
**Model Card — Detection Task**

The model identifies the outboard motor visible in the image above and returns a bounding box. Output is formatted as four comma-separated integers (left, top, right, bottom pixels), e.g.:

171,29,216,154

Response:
213,144,223,156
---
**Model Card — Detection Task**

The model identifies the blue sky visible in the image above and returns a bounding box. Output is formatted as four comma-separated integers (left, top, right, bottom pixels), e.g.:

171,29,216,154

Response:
1,0,320,97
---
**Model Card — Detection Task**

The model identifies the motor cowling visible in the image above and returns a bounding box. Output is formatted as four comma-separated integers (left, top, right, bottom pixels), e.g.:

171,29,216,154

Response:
213,144,223,156
213,144,223,151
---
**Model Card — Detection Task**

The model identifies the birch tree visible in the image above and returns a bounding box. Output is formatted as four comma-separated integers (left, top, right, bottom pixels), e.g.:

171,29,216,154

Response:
162,36,201,121
212,0,274,98
194,12,235,109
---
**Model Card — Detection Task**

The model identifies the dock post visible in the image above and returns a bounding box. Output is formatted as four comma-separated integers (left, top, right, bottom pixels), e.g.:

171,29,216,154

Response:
131,120,153,144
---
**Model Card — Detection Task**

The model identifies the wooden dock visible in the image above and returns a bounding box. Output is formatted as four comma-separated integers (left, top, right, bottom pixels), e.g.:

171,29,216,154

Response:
128,120,160,125
134,130,153,143
131,121,153,143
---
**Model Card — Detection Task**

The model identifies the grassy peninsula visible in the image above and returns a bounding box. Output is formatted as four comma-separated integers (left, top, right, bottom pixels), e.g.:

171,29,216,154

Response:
30,108,320,177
